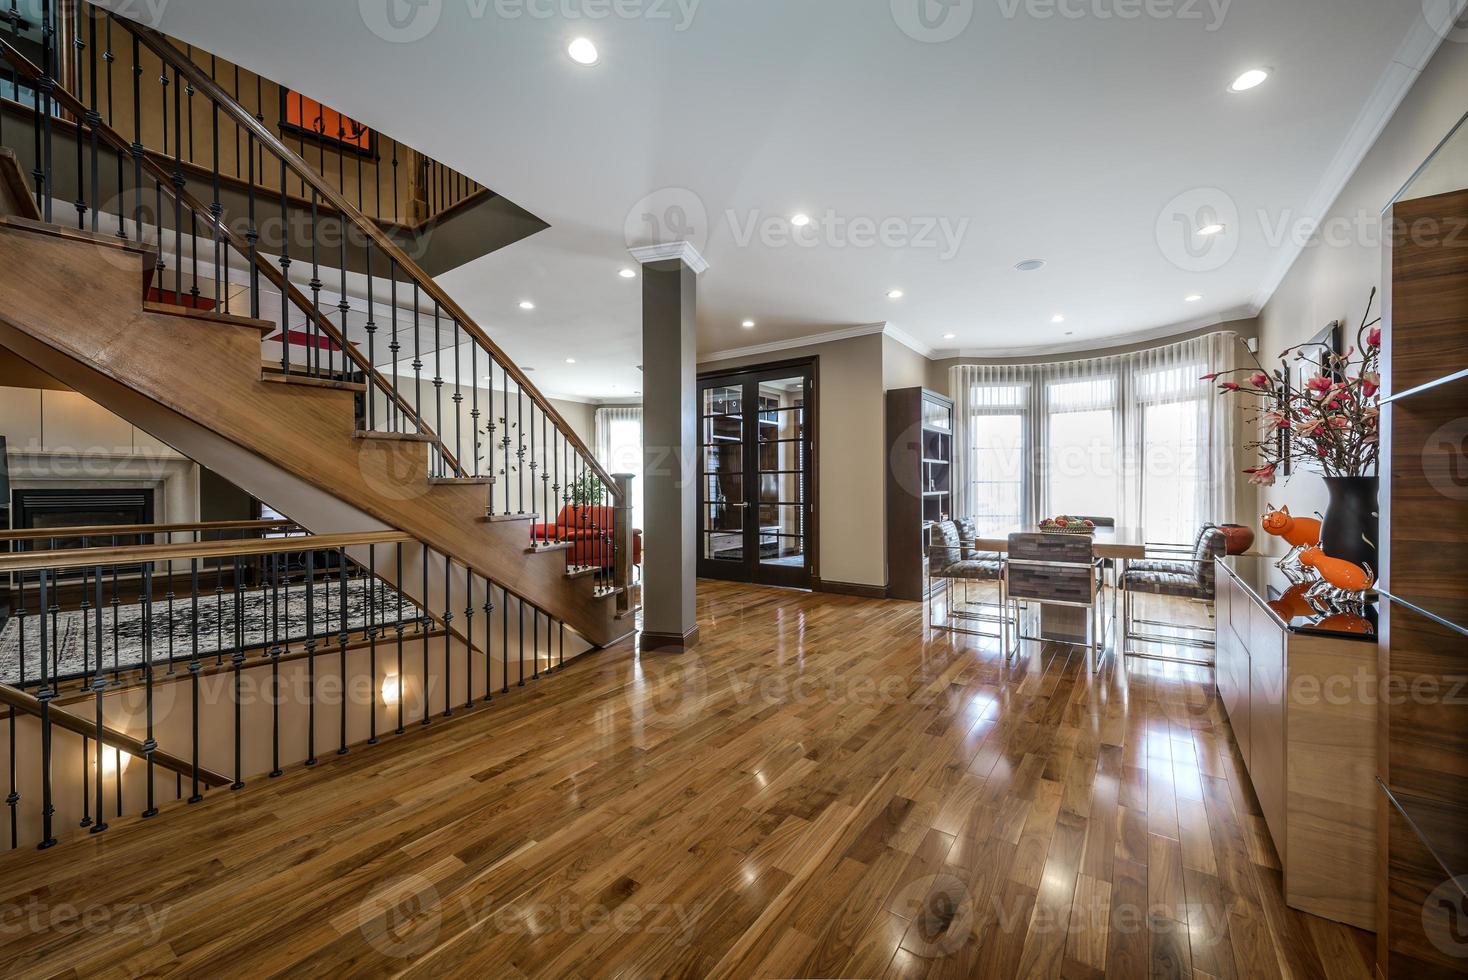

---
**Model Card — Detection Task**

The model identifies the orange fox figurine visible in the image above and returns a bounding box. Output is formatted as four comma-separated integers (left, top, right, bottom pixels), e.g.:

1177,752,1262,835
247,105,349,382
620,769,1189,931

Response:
1299,547,1376,593
1268,581,1318,621
1261,505,1322,549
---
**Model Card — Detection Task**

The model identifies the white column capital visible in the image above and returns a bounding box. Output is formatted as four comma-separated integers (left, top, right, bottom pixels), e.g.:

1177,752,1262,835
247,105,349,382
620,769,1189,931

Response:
628,242,709,275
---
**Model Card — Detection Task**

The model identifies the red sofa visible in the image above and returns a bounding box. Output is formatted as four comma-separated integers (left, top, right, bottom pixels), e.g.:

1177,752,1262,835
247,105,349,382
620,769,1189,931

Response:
530,506,642,569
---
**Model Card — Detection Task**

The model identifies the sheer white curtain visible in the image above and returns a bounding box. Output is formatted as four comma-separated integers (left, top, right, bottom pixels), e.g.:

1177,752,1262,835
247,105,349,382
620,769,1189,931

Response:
952,331,1239,540
595,406,643,530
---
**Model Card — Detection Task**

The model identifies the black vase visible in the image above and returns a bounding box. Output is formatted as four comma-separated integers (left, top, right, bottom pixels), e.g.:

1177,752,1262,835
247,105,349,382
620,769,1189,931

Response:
1320,475,1379,573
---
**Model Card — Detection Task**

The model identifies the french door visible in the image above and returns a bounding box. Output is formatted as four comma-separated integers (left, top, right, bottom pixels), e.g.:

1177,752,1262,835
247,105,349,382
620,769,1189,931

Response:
698,360,815,588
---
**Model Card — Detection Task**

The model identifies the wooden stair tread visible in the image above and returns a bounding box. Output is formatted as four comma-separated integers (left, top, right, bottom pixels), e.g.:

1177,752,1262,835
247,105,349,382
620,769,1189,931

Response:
527,542,573,555
564,565,598,579
480,513,539,524
428,477,492,486
142,301,276,335
261,369,367,393
0,213,155,258
0,148,42,221
353,430,437,443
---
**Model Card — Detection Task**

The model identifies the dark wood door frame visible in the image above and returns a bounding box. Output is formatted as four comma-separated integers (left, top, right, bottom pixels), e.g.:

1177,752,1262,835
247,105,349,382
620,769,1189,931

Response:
697,357,818,589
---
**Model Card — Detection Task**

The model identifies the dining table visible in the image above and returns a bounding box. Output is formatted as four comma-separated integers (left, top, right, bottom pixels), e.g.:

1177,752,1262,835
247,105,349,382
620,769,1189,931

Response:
966,526,1148,647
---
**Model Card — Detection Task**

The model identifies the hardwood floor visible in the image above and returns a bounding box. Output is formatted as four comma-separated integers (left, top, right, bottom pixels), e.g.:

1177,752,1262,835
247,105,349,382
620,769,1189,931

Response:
0,581,1374,978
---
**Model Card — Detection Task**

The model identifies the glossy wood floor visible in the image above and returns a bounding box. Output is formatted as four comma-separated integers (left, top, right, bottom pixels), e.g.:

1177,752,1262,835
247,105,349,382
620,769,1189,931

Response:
0,581,1374,979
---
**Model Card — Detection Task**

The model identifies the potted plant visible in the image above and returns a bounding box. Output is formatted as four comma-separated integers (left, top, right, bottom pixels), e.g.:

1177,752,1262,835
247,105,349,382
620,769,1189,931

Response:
1204,290,1382,571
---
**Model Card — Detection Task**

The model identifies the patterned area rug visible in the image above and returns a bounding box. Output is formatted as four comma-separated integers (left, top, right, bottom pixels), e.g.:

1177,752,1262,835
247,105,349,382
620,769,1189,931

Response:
0,578,421,685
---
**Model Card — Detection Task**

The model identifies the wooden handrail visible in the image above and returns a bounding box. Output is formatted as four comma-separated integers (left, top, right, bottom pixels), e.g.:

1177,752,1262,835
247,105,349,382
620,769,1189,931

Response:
0,36,457,475
0,519,298,543
0,530,411,573
0,684,233,788
115,19,623,504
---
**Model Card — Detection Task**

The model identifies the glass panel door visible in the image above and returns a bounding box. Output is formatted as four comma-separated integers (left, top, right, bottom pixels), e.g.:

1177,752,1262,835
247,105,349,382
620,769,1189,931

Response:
698,363,814,587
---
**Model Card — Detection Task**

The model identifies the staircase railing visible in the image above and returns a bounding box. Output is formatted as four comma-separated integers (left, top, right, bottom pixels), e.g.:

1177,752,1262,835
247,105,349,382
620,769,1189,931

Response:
0,1,626,598
0,525,584,850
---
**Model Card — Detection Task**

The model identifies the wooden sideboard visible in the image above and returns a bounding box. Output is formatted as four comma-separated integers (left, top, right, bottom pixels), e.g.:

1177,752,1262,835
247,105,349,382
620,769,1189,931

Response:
1215,556,1379,930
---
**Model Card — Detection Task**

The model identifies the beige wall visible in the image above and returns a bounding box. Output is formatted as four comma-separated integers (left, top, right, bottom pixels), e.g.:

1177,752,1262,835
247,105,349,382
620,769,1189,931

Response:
1251,40,1468,555
699,333,887,589
882,335,930,391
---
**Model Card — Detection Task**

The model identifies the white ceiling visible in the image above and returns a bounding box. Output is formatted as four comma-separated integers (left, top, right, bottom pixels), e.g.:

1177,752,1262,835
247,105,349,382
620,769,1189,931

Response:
121,0,1447,400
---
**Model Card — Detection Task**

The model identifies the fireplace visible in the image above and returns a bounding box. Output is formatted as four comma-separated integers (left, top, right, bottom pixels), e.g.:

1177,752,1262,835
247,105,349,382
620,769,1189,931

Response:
11,488,156,547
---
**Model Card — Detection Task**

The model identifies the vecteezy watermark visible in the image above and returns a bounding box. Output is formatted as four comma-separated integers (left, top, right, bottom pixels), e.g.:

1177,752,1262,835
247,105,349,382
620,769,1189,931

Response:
355,874,444,958
1425,417,1468,502
1154,186,1239,273
1423,875,1468,960
97,0,172,29
726,209,970,261
1422,0,1468,44
994,0,1231,30
625,187,711,255
891,0,976,43
359,0,700,43
0,898,170,941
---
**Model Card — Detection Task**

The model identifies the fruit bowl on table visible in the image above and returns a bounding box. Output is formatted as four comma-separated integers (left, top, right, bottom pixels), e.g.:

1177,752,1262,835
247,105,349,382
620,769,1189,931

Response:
1039,516,1097,535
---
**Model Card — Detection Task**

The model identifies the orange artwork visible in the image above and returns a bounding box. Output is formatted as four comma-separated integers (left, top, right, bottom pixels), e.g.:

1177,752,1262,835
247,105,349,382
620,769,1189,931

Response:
282,90,372,152
1299,547,1376,592
1261,505,1321,550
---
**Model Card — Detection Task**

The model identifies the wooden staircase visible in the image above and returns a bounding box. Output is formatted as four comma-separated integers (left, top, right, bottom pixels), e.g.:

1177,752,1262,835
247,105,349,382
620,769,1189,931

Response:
0,173,628,649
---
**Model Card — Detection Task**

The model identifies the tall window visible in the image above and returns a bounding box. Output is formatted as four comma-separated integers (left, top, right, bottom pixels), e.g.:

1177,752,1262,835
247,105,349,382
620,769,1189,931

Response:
951,333,1238,540
595,407,643,531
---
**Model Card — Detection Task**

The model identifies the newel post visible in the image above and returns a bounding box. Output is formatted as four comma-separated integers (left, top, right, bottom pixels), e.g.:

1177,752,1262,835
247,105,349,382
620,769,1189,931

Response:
613,473,635,616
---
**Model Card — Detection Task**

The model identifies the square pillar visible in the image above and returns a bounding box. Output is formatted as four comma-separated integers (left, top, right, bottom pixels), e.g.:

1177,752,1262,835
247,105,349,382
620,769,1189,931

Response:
631,242,707,651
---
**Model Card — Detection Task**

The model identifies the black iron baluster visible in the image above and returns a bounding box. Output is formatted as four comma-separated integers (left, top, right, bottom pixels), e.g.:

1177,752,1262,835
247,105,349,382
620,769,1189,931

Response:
210,99,223,313
130,32,144,240
389,266,400,432
529,402,537,546
269,551,282,777
337,208,350,383
109,537,120,682
501,584,509,695
395,543,405,735
71,4,84,228
452,319,463,477
532,601,540,681
541,413,551,548
432,302,443,478
518,588,525,688
36,0,53,222
470,344,479,479
36,569,56,849
482,577,493,703
463,571,474,710
365,242,376,430
246,124,258,318
308,190,322,377
5,705,16,850
188,559,201,802
171,64,184,303
104,13,124,239
420,547,430,726
91,566,107,833
232,556,244,789
516,378,525,514
337,548,349,755
367,544,378,745
141,563,157,817
559,619,565,671
304,548,317,766
85,7,99,232
412,284,423,427
278,157,291,375
442,561,452,718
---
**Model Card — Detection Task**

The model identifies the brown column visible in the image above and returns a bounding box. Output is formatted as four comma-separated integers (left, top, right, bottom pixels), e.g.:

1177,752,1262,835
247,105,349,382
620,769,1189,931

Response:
631,243,706,651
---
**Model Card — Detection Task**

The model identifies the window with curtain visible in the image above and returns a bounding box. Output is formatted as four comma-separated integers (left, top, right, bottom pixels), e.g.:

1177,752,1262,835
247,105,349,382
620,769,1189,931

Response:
951,332,1238,541
594,407,643,531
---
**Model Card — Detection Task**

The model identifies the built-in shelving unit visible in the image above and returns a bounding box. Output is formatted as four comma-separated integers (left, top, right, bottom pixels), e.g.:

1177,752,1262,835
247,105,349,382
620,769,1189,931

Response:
886,388,954,600
1377,181,1468,978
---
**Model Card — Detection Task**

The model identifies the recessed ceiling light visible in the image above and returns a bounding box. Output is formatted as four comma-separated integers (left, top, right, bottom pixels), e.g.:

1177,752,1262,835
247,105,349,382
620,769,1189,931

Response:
887,289,904,299
1185,294,1203,302
742,320,756,329
1228,68,1269,93
567,38,599,66
1065,331,1074,336
565,358,576,364
1051,314,1065,324
1014,259,1046,272
518,300,535,310
618,268,637,279
790,213,811,227
943,333,957,340
1197,223,1226,236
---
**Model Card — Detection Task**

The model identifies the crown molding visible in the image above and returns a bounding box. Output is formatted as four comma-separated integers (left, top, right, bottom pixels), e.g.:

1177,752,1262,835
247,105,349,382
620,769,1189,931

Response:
938,306,1257,360
699,322,889,363
1249,4,1460,312
628,241,709,275
880,324,937,359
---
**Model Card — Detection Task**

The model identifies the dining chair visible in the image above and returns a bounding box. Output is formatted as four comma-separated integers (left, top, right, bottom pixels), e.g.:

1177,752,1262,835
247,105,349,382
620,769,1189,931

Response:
926,520,1012,644
1118,524,1225,666
1003,532,1106,669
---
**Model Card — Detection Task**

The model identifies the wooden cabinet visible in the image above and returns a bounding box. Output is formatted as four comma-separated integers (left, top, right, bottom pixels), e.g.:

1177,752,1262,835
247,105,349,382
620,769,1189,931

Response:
1214,558,1378,929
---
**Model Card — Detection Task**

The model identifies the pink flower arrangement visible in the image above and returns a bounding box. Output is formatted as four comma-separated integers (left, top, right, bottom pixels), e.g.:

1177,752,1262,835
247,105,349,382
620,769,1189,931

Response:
1207,290,1382,480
